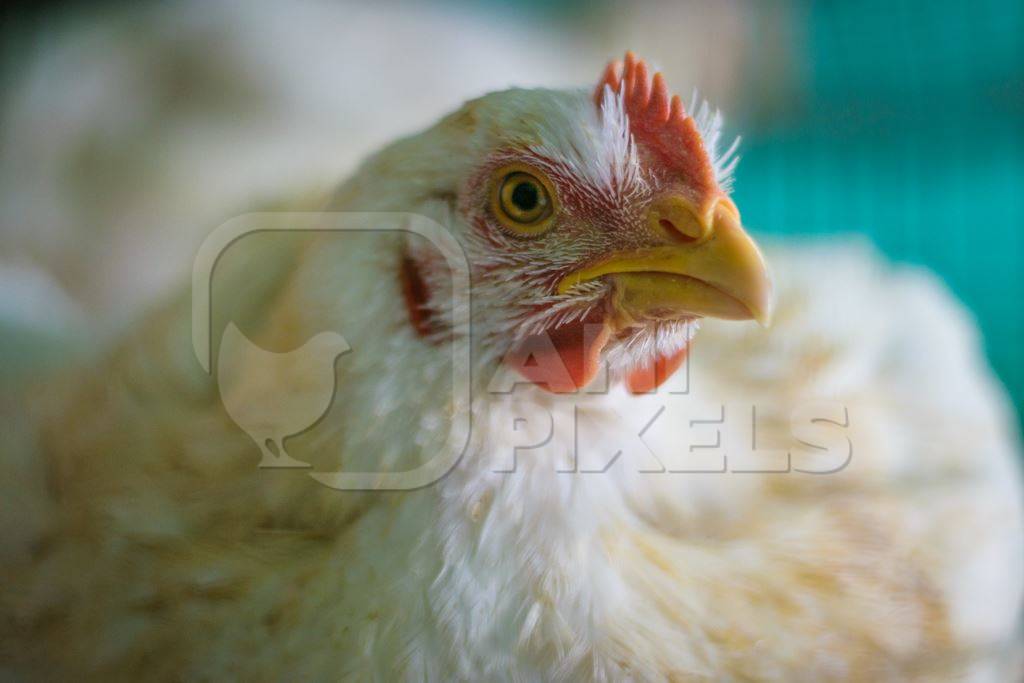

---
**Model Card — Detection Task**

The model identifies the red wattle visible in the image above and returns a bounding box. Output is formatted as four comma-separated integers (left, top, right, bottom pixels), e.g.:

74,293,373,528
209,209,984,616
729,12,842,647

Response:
504,312,611,393
625,345,689,394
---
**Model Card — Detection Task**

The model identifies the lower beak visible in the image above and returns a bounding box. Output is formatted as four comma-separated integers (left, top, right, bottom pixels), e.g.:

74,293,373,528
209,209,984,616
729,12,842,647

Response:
556,198,773,326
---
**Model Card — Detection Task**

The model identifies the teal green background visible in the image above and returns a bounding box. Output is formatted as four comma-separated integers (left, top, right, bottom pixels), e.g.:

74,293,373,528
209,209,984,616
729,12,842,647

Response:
731,0,1023,425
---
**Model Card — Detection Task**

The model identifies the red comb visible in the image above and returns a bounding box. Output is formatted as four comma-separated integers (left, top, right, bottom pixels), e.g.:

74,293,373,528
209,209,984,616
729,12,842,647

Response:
594,52,718,203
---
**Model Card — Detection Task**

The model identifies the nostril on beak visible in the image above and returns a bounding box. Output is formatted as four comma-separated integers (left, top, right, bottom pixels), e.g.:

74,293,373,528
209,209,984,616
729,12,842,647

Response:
648,195,710,245
658,218,699,244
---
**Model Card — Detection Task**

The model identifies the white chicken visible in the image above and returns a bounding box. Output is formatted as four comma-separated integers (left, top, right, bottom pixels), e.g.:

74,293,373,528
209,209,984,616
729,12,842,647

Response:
0,53,1021,682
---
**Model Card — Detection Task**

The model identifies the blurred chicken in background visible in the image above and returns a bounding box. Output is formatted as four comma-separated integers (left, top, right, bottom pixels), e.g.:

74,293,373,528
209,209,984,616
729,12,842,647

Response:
0,1,1021,680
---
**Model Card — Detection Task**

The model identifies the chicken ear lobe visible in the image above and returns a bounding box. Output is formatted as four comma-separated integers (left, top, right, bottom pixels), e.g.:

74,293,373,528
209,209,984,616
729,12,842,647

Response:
400,253,442,340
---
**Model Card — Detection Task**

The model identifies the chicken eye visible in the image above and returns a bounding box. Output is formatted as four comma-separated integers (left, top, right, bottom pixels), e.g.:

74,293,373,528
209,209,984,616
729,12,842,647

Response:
491,167,558,236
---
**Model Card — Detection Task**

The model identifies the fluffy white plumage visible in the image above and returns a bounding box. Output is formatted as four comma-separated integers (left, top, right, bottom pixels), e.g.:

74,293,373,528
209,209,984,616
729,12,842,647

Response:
1,78,1021,683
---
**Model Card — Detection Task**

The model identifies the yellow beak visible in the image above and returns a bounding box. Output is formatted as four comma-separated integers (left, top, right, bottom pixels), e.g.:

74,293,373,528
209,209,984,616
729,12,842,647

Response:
556,197,773,326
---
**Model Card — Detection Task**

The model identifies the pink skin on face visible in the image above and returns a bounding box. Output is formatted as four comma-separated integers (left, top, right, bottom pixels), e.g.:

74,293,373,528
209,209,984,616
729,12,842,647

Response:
466,149,691,394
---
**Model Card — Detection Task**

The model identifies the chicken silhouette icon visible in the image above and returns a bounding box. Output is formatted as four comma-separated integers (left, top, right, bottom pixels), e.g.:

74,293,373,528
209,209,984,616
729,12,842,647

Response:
217,322,350,468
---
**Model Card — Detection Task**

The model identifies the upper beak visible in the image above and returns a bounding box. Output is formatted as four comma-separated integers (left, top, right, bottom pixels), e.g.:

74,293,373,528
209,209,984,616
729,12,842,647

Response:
556,196,773,326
